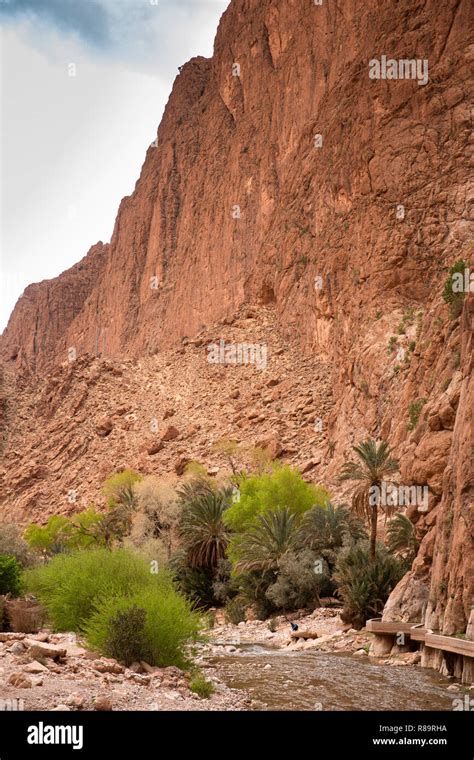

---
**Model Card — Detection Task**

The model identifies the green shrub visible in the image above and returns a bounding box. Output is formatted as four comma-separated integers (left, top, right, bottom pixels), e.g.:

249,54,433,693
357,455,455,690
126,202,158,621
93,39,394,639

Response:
235,570,278,620
387,336,397,354
24,515,73,555
23,548,160,631
268,617,278,632
265,550,328,611
224,596,247,625
0,555,22,596
442,259,469,319
170,550,217,608
407,398,427,431
103,469,143,509
189,674,215,698
84,583,201,668
24,507,132,556
103,604,149,665
334,544,403,628
224,465,329,533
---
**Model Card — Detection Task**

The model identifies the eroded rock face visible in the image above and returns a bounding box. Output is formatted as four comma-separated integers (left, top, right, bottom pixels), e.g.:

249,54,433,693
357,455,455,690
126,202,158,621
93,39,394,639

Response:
383,296,473,636
0,0,472,649
1,1,471,373
422,298,473,636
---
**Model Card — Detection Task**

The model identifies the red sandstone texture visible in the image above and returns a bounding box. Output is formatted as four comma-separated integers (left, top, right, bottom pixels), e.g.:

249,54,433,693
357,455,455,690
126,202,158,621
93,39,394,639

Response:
0,1,472,639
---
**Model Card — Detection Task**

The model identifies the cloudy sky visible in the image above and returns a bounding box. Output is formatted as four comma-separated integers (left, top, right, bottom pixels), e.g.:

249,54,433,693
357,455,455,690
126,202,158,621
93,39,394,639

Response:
0,0,229,331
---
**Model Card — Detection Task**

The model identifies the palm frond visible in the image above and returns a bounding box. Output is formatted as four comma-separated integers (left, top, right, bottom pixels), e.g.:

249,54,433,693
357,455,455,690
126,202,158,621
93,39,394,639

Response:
234,508,299,573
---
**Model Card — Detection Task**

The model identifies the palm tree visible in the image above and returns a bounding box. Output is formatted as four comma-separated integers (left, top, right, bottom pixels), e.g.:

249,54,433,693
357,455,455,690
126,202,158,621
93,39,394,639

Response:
387,513,419,567
299,502,367,570
339,438,399,562
233,508,300,573
178,488,231,569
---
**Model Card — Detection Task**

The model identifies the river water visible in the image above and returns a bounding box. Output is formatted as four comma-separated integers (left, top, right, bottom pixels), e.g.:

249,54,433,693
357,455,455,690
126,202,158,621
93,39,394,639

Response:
207,644,455,711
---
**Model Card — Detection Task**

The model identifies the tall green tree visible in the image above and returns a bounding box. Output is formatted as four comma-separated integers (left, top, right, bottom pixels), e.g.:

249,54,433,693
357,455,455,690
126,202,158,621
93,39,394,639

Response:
224,464,329,533
177,485,232,570
339,439,398,562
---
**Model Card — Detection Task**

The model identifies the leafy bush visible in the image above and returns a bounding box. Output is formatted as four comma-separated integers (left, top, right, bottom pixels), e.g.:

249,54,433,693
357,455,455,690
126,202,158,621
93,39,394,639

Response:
23,548,160,631
0,555,22,596
265,549,329,611
224,465,329,533
299,503,366,573
407,398,427,431
442,259,469,319
103,469,143,509
25,506,136,556
66,508,107,549
103,604,148,665
24,515,73,555
224,596,247,625
171,554,217,608
334,544,404,628
84,583,201,668
189,674,215,698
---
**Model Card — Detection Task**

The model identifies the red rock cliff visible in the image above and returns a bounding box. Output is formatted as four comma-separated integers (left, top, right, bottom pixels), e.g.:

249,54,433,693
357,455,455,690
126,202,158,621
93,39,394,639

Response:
0,0,472,641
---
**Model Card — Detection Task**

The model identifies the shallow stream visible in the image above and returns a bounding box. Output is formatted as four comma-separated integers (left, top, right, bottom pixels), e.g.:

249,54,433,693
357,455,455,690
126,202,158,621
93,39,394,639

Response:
208,644,455,711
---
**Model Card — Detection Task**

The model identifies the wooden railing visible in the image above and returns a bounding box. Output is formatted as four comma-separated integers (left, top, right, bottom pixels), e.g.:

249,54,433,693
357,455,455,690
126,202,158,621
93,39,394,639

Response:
366,619,474,658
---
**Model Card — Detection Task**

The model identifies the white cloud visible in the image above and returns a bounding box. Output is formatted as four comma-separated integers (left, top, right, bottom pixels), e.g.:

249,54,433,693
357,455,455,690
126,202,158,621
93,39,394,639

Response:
0,1,229,331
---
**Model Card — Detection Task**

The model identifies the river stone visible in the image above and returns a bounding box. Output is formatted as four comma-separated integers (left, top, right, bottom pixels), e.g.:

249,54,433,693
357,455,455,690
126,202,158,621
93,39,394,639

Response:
23,661,49,674
9,642,26,655
25,640,67,660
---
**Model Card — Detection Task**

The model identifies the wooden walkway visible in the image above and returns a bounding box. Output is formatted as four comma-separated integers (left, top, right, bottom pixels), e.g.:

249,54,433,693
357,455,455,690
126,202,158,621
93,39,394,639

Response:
366,619,474,658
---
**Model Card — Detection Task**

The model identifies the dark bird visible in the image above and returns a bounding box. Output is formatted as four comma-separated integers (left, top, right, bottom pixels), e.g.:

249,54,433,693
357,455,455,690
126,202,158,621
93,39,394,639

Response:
290,622,299,631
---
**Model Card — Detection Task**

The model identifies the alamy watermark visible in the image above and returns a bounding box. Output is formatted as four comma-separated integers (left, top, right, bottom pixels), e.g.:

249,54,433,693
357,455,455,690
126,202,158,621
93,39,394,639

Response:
369,55,429,86
451,268,473,294
207,340,267,370
369,482,429,513
0,698,24,711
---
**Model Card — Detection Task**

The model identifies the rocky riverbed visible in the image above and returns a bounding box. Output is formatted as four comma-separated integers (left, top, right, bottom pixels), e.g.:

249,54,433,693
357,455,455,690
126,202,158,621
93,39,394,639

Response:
198,609,468,711
0,608,469,712
0,631,248,712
